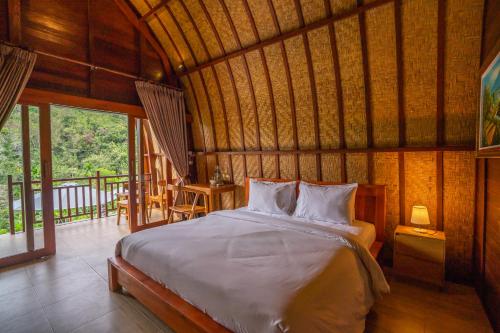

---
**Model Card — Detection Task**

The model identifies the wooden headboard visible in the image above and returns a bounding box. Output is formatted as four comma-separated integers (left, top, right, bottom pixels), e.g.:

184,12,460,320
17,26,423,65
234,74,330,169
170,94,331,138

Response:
244,178,387,242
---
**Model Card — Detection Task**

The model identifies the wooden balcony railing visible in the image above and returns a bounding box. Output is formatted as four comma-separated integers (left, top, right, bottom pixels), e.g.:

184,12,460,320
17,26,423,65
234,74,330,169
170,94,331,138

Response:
6,172,151,234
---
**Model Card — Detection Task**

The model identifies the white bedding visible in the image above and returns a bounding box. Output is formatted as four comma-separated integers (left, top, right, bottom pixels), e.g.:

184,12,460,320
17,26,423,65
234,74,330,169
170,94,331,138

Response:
116,209,389,333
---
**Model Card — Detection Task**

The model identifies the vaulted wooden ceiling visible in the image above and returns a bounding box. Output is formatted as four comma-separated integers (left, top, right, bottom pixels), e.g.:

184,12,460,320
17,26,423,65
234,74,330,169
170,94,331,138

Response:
126,0,484,156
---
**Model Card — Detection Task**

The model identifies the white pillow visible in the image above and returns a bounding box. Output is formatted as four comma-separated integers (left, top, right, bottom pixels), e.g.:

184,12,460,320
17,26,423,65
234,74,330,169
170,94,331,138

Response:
248,180,296,215
293,182,358,225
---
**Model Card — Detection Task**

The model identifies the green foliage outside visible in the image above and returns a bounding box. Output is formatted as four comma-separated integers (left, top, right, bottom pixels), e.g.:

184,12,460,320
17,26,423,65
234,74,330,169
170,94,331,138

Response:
0,105,128,235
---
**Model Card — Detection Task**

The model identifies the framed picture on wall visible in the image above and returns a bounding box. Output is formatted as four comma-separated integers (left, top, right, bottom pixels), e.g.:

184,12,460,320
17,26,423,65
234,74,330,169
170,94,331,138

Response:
477,51,500,158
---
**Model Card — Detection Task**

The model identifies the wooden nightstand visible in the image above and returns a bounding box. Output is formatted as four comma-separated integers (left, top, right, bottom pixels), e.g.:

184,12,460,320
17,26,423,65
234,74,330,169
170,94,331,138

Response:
393,225,446,287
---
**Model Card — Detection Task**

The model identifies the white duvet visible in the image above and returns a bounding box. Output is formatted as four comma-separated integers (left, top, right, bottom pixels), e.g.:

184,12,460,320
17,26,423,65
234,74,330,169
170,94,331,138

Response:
116,209,390,333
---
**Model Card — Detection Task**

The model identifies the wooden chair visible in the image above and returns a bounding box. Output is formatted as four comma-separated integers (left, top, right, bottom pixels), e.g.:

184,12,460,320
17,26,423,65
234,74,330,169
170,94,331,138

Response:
167,185,209,223
148,180,167,220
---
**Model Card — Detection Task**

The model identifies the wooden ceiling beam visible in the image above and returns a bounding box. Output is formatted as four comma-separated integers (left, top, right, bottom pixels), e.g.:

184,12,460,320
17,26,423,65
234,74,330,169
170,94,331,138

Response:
181,0,393,76
113,0,175,84
139,0,172,23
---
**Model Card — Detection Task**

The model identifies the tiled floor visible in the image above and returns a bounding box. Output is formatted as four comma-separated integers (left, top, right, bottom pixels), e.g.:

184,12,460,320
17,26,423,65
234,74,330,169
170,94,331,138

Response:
0,216,493,333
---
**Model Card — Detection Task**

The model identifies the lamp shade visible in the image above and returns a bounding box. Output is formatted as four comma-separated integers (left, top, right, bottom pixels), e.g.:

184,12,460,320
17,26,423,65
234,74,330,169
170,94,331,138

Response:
411,205,430,225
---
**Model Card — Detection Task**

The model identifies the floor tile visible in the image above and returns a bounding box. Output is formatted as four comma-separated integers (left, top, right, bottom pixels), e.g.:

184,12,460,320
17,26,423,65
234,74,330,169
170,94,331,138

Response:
0,268,32,297
71,308,159,333
43,288,120,333
1,308,53,333
0,287,42,322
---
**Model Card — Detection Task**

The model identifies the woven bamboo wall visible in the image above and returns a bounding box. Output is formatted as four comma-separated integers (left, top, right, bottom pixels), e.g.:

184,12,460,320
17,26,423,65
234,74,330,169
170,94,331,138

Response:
130,0,484,282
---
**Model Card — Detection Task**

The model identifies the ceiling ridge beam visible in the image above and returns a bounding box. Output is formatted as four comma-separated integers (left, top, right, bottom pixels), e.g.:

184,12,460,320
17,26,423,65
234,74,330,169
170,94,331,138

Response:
180,0,394,76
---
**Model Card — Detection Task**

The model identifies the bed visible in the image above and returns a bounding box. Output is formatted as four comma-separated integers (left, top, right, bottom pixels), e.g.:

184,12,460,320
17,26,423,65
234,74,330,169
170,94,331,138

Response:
108,178,389,333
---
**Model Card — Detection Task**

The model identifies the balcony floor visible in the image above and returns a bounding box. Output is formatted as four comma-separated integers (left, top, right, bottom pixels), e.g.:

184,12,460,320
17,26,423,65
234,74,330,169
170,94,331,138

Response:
0,212,493,333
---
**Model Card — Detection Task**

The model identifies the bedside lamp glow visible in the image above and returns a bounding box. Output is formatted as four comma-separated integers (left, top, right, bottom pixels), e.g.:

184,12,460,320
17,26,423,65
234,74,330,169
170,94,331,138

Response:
410,205,430,233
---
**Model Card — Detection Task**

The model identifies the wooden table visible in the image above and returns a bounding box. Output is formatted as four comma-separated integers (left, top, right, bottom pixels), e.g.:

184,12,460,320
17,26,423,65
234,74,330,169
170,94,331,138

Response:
184,183,236,212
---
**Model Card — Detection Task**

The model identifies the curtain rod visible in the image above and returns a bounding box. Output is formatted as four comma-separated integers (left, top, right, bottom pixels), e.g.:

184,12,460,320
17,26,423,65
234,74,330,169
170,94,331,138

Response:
1,40,182,92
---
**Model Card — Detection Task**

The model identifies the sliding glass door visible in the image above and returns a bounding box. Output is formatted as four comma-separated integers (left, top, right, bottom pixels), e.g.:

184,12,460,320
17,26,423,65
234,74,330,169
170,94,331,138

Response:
0,104,55,267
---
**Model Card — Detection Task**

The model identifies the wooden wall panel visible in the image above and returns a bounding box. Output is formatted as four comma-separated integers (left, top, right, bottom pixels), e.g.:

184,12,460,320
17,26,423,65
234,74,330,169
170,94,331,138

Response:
365,2,398,147
231,155,246,207
443,0,483,145
299,155,318,181
402,0,438,146
218,154,234,209
285,36,315,149
373,152,400,241
0,0,9,41
196,154,207,183
484,160,500,332
245,155,261,178
308,26,340,149
321,153,342,182
334,16,367,148
279,154,297,179
404,152,437,228
443,151,475,282
262,155,278,178
346,153,369,183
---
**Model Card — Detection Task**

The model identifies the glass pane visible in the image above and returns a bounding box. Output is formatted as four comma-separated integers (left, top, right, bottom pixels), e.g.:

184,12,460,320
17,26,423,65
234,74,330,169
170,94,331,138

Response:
50,105,128,229
0,105,27,257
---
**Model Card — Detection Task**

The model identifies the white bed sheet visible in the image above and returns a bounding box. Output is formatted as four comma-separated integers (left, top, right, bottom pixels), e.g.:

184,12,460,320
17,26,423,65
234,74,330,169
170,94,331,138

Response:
117,209,389,333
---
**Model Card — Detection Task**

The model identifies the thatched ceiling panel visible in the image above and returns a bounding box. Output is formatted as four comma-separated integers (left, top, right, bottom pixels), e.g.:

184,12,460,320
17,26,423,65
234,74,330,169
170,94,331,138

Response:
246,0,277,41
224,0,258,48
169,1,209,64
271,0,300,33
284,35,315,150
229,56,259,150
201,67,229,150
308,26,340,150
334,16,367,149
365,2,399,147
301,0,328,25
402,0,438,146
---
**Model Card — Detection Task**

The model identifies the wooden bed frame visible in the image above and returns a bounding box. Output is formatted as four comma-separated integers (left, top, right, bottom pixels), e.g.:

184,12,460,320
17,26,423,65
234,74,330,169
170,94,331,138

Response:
108,178,386,333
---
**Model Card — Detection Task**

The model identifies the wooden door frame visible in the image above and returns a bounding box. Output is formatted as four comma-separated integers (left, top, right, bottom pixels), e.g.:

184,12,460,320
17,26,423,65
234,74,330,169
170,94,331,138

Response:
0,103,55,268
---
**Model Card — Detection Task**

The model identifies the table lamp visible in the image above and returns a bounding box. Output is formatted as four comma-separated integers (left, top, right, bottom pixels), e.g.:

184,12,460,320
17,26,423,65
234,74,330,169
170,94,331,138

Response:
410,205,430,233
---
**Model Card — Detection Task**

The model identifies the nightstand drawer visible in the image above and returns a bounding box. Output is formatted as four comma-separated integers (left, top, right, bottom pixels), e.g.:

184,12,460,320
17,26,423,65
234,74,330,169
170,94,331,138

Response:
395,233,444,264
394,253,444,285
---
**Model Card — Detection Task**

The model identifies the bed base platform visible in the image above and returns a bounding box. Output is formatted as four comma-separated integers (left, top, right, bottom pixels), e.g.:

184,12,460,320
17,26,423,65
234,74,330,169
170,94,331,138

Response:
108,256,231,333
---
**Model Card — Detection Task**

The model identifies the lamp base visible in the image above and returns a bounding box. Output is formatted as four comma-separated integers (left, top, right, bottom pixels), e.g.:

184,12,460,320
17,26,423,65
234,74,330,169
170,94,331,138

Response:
413,227,429,234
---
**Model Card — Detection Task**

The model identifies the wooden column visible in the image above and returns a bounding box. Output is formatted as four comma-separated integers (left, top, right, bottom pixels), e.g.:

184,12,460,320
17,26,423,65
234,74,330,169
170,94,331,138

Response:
21,105,34,251
39,104,55,254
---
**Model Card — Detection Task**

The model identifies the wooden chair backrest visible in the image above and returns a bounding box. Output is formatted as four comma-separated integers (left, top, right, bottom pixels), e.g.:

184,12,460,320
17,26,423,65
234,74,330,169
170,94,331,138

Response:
244,177,386,242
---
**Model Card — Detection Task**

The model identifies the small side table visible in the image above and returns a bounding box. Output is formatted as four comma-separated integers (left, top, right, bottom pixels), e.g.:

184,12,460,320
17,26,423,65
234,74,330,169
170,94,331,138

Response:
183,183,236,212
393,225,446,287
